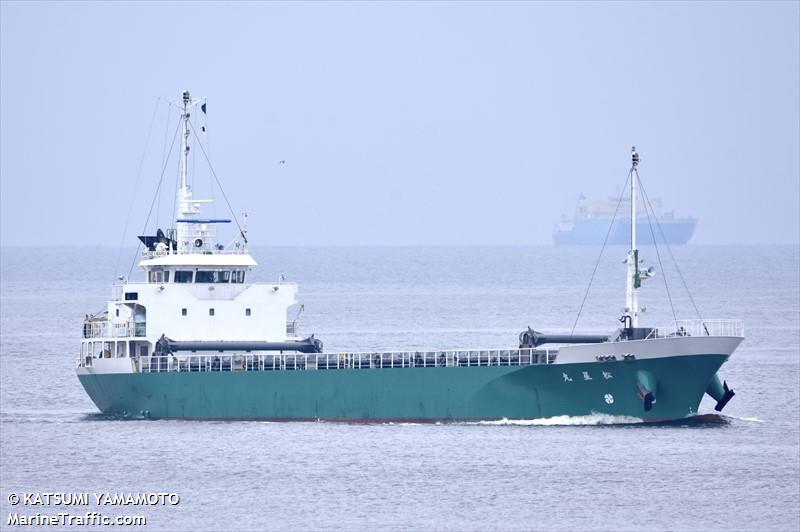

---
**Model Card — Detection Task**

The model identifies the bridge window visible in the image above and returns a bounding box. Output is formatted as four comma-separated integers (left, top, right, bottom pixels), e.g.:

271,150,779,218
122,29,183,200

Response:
175,271,193,283
231,270,246,283
196,270,231,283
148,270,169,283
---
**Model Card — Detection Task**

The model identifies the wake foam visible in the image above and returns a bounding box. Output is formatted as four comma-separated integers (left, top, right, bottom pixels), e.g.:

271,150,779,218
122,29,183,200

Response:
471,413,644,426
725,415,764,423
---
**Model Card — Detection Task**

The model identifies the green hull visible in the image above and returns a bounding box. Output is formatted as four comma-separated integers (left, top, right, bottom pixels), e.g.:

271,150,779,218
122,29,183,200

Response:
77,355,728,422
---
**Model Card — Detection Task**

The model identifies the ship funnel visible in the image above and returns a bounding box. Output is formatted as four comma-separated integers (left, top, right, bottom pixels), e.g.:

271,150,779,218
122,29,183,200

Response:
636,370,658,412
705,374,735,412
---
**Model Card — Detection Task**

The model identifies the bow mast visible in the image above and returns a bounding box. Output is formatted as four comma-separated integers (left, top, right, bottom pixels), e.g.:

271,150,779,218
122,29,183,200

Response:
624,146,641,328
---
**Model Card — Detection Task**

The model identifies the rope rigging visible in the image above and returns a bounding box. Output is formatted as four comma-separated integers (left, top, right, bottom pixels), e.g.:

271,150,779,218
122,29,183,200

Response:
187,118,248,243
637,177,704,321
635,169,678,324
570,156,705,336
570,171,630,335
126,117,183,278
122,98,249,281
113,98,161,280
155,102,171,230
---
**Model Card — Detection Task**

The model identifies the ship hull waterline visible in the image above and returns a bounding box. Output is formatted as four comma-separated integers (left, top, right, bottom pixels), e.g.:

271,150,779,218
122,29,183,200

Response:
77,354,729,422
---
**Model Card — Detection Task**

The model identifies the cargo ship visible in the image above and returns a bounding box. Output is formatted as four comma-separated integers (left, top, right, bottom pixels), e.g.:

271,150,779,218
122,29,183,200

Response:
76,92,742,422
554,192,696,245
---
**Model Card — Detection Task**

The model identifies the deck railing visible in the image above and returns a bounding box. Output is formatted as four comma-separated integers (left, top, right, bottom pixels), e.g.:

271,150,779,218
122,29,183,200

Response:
135,348,556,373
141,248,250,260
82,320,145,339
649,319,744,339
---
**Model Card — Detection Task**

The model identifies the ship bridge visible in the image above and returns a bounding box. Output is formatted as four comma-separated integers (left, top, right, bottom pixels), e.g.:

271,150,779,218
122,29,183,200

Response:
139,250,258,284
79,90,310,369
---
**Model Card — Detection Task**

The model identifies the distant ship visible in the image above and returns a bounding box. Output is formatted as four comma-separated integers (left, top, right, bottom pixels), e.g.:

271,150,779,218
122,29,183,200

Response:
554,192,697,245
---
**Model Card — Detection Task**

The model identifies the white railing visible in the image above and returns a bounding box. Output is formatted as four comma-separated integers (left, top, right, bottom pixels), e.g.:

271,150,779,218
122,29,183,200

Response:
82,320,145,339
141,248,250,260
135,348,557,373
650,319,744,339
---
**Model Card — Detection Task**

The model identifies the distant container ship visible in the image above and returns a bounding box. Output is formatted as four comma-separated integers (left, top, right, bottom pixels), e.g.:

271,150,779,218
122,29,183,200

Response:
554,192,697,245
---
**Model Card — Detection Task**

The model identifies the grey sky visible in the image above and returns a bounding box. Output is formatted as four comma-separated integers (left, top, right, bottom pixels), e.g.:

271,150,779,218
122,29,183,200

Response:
1,1,798,246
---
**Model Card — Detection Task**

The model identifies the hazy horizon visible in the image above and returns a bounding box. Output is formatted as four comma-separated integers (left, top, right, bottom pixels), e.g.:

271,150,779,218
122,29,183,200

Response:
1,2,798,246
1,243,799,249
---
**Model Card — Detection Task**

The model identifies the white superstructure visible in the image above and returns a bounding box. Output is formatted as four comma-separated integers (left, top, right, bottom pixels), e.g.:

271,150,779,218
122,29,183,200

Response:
79,91,306,370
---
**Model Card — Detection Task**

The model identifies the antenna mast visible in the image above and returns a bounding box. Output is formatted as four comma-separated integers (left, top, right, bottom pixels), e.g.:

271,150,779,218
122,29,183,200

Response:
180,91,190,192
625,146,641,328
175,90,204,252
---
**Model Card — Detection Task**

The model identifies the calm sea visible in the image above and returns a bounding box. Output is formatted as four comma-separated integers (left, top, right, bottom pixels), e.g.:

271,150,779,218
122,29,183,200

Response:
1,245,798,531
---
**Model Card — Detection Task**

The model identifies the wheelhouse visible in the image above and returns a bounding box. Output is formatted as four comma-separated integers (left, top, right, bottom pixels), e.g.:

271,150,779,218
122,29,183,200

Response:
147,268,246,284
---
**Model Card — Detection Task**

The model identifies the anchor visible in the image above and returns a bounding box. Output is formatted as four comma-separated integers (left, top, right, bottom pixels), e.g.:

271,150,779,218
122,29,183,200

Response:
705,373,735,412
636,369,658,412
